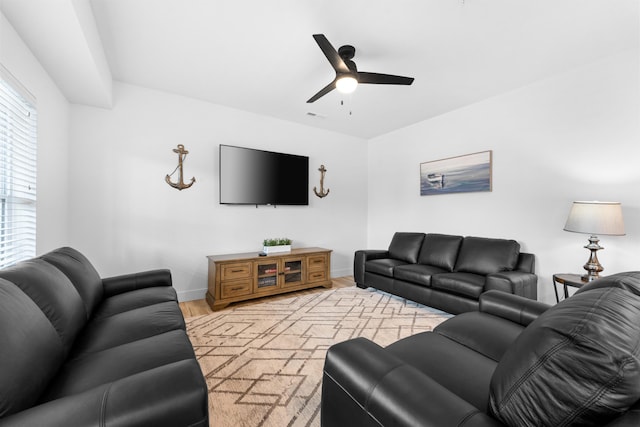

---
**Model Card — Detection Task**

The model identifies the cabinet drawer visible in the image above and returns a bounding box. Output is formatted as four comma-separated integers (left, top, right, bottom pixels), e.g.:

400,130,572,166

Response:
307,270,327,283
307,254,327,271
221,262,252,281
221,279,252,299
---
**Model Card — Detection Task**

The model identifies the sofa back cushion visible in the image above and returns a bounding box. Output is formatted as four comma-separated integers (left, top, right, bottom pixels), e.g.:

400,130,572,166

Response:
574,271,640,297
388,232,425,264
0,259,86,355
489,272,640,427
40,247,103,319
454,237,520,275
0,279,64,417
417,233,463,271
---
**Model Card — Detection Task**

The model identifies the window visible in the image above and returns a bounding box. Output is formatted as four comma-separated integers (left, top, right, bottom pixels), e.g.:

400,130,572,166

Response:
0,66,37,269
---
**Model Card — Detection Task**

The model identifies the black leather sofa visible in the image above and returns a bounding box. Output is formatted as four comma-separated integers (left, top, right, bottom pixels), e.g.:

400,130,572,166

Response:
0,247,208,427
321,271,640,427
355,232,537,314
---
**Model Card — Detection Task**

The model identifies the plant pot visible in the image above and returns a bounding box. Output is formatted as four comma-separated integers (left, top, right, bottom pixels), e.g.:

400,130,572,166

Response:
262,245,291,254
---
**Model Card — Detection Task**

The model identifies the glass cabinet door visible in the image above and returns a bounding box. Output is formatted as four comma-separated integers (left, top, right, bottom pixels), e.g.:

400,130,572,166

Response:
256,261,278,291
282,258,304,287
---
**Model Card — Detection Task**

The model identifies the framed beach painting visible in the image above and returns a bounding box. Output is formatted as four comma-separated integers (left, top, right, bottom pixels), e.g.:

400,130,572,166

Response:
420,150,492,196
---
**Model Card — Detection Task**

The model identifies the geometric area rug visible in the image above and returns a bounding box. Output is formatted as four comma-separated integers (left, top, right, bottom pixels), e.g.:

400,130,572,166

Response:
186,286,451,427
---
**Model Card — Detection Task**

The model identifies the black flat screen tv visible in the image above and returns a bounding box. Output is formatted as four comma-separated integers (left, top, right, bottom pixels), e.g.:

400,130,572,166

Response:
219,144,309,205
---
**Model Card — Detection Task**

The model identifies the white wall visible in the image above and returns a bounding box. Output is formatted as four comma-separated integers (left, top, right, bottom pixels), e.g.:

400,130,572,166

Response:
0,11,71,253
69,82,368,300
5,6,638,306
367,49,640,304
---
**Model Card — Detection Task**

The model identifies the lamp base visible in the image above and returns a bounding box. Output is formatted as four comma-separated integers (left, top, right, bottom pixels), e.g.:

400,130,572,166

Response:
581,234,604,282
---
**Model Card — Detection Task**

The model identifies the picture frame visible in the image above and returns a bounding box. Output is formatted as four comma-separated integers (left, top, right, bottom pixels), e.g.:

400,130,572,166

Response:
420,150,492,196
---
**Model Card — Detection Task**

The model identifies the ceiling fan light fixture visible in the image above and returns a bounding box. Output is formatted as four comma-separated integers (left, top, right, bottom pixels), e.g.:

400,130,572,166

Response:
336,75,358,94
307,35,414,103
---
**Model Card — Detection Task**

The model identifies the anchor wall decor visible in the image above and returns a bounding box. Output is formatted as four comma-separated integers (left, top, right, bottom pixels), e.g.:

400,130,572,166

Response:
313,164,330,198
165,144,196,191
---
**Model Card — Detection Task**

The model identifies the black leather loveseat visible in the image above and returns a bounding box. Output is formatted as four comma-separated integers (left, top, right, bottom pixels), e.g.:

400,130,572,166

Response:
322,271,640,426
355,232,537,314
0,247,208,427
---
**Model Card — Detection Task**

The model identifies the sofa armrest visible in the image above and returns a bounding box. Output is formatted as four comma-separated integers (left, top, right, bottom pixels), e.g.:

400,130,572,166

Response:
485,270,538,299
515,252,535,273
0,360,207,427
479,290,550,327
322,337,505,427
102,269,172,297
354,250,389,286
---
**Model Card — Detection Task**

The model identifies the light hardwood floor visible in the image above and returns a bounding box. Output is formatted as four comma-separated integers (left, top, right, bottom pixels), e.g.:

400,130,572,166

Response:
179,276,355,318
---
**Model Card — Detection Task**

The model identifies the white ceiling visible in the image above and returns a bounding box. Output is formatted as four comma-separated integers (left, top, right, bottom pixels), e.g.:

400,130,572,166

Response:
1,0,638,139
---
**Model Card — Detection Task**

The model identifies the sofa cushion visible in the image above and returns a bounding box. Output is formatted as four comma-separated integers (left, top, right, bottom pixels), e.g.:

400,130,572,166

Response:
41,329,197,402
6,359,209,427
417,234,463,272
71,301,186,355
393,264,447,287
431,272,485,299
92,286,178,319
0,279,64,417
40,247,104,319
0,259,86,355
388,232,425,263
386,331,497,411
489,272,640,427
365,258,409,278
434,311,526,362
454,237,520,275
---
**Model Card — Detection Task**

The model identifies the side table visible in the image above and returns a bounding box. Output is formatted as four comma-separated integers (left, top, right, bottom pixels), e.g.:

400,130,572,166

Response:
552,273,588,303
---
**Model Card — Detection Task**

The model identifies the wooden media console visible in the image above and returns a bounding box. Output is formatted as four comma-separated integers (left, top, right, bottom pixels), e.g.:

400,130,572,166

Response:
206,247,332,311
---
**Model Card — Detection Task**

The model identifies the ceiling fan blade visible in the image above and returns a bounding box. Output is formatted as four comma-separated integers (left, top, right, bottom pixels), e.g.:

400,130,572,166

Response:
313,34,350,74
357,72,414,85
307,80,336,103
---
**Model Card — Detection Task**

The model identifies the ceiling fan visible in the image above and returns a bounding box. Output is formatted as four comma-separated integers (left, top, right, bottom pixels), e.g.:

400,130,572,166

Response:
307,34,415,103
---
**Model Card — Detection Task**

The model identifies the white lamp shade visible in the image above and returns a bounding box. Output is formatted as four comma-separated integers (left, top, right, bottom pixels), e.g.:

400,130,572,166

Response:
563,201,625,236
335,75,358,93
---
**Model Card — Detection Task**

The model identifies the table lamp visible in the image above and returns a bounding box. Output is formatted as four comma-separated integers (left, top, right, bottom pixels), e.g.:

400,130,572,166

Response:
563,201,625,282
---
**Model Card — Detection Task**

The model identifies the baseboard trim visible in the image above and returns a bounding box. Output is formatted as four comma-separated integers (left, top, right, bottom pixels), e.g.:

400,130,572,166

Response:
178,288,208,302
331,268,352,278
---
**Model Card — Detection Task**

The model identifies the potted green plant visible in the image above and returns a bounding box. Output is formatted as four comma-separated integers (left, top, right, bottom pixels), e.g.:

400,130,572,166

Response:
263,238,292,254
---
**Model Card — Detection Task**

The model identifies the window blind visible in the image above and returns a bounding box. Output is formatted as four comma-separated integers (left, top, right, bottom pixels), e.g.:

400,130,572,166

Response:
0,68,37,269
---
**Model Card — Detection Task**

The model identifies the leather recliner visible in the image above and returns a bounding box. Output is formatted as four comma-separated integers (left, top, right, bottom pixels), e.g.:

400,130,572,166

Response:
0,247,208,427
321,271,640,426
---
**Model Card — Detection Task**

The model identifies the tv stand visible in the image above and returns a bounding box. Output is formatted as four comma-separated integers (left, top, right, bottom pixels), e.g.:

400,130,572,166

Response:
206,247,332,311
